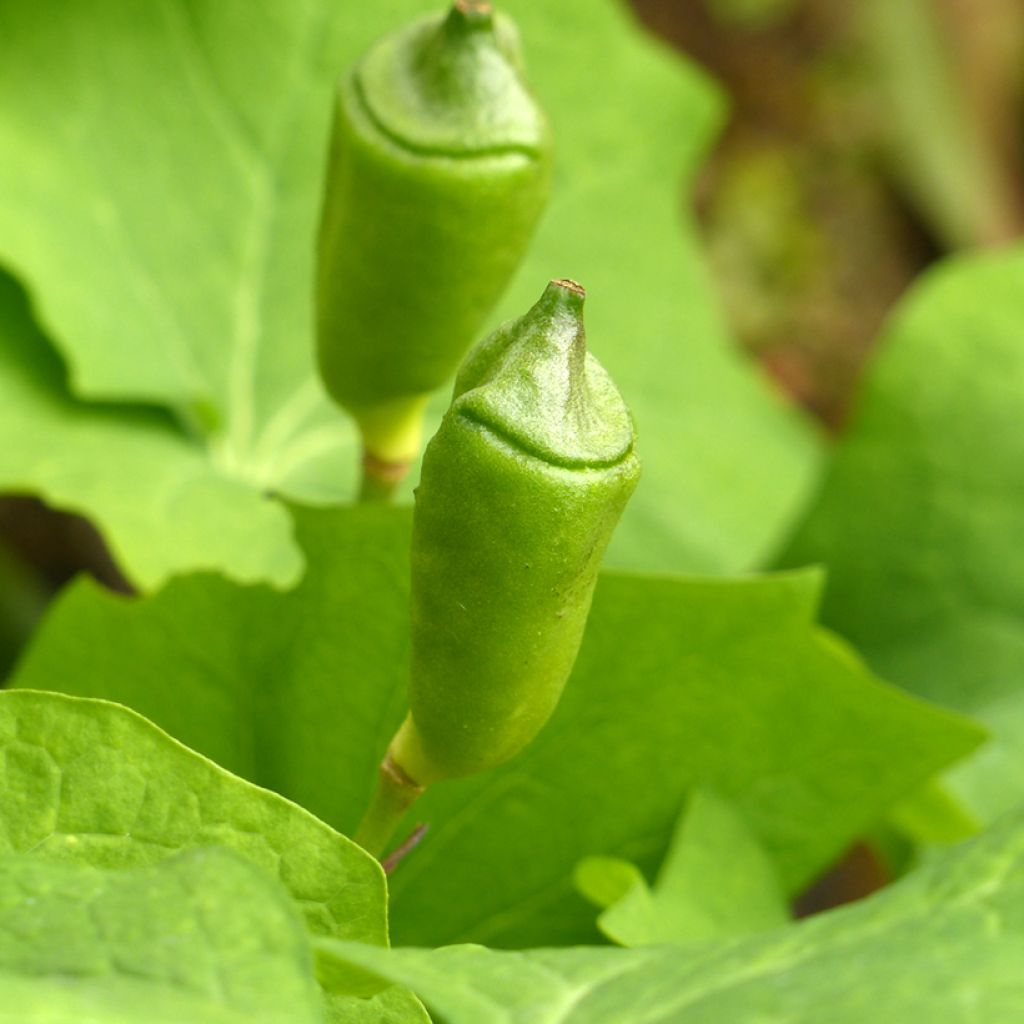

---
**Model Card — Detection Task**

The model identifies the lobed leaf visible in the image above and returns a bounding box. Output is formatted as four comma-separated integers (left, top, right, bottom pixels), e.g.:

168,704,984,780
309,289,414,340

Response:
778,246,1024,822
0,690,385,945
0,690,427,1022
575,789,788,947
0,0,819,586
12,506,983,946
0,848,322,1023
0,274,302,591
320,803,1024,1023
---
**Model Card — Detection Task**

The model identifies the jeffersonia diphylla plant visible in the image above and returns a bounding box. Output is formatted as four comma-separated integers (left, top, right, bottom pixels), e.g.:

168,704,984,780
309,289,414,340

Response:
2,0,1023,1021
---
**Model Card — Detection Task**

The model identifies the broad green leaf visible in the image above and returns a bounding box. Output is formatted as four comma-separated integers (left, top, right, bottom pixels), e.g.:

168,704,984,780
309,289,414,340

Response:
0,687,387,948
0,689,425,1022
0,0,818,586
321,977,430,1024
320,804,1024,1023
778,247,1024,821
0,274,302,590
0,848,322,1024
887,781,980,849
13,506,983,947
575,789,787,946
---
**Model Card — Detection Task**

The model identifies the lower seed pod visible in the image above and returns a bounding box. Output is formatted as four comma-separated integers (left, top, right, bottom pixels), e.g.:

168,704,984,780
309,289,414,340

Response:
389,279,640,785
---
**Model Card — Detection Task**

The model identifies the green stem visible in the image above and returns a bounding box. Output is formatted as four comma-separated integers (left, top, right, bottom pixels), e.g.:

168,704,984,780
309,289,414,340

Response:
358,451,410,504
351,396,427,503
354,754,426,858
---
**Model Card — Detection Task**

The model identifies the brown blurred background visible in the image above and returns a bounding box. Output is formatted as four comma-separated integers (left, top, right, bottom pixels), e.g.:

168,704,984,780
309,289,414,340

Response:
632,0,1024,427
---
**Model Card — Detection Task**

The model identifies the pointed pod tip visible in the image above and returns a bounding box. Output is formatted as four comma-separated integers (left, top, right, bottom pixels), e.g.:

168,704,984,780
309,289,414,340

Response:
450,0,494,27
551,278,586,298
542,278,586,320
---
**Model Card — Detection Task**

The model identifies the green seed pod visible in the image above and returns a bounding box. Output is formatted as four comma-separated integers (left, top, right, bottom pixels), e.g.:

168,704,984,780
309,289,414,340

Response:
316,0,551,467
389,279,641,785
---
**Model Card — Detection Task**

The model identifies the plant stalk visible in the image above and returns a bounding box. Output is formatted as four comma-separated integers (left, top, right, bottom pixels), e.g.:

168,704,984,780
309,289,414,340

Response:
358,451,411,503
354,753,426,858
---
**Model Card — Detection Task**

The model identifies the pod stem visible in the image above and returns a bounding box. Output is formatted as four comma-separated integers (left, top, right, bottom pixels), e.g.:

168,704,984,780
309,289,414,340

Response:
353,753,427,858
351,395,428,502
358,451,411,503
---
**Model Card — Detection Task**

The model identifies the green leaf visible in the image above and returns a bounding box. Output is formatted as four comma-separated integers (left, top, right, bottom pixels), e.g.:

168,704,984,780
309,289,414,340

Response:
13,506,983,947
887,781,980,849
575,789,788,946
318,985,428,1024
0,689,427,1022
319,804,1024,1023
777,246,1024,821
0,686,387,948
0,274,302,590
0,848,322,1023
0,0,818,586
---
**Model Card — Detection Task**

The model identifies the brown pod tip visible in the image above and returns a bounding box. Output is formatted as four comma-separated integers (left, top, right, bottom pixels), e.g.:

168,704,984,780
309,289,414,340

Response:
551,278,586,297
451,0,493,24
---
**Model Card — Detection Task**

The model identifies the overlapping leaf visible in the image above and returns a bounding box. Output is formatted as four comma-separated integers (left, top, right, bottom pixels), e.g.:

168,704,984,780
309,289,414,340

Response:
0,690,425,1023
12,506,982,946
0,690,385,943
575,789,788,947
0,849,322,1023
321,804,1024,1023
0,0,819,587
778,246,1024,821
0,275,301,590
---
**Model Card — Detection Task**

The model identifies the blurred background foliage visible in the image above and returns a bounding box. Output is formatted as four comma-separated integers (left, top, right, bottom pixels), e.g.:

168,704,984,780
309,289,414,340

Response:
633,0,1024,426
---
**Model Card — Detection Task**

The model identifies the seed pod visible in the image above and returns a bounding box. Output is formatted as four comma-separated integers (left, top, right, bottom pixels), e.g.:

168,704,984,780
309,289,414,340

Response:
389,279,641,785
316,1,551,469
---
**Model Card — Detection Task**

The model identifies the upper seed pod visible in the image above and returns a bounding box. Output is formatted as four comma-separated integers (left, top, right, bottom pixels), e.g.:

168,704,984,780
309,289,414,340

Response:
388,279,641,786
316,1,551,477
